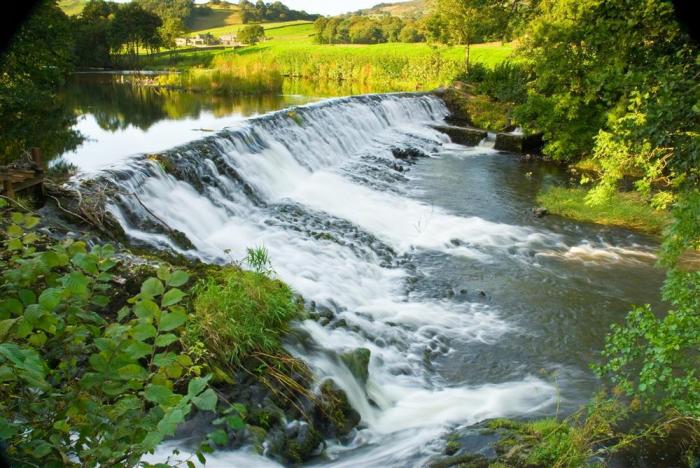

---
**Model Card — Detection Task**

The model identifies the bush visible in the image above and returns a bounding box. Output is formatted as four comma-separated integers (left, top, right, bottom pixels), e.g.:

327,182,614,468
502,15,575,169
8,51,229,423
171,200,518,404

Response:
0,199,217,466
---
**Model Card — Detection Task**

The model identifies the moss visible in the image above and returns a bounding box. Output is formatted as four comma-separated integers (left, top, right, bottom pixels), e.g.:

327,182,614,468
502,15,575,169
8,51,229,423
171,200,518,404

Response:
537,186,670,235
442,85,513,132
184,265,304,368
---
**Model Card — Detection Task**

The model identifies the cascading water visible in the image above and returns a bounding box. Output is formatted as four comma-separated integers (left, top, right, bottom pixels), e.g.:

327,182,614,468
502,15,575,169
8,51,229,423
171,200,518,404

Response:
79,93,661,467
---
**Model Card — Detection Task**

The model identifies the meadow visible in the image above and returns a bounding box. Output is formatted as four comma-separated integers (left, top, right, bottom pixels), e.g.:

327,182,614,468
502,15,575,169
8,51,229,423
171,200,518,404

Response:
148,21,513,92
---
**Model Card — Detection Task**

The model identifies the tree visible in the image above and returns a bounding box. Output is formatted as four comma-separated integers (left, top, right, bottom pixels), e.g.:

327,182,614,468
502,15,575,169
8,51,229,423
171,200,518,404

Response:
110,3,163,59
0,0,81,164
237,24,265,45
73,0,118,67
430,0,489,72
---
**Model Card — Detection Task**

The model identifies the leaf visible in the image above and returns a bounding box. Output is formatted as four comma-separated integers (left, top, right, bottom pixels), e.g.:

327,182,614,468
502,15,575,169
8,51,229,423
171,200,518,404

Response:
192,388,217,412
153,352,177,368
144,384,175,405
141,278,165,298
187,375,212,397
157,266,171,282
223,414,245,430
0,319,19,341
161,288,185,307
208,429,229,446
132,323,157,341
38,288,62,311
134,300,160,320
157,408,185,436
62,272,89,297
0,299,23,317
159,310,187,332
125,340,153,360
155,333,179,347
18,290,36,306
117,364,148,380
72,252,98,275
167,271,190,288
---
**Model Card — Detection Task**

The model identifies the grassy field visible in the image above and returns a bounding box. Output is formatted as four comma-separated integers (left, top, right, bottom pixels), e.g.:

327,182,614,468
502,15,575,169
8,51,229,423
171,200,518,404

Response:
190,20,314,39
58,0,86,16
188,3,241,31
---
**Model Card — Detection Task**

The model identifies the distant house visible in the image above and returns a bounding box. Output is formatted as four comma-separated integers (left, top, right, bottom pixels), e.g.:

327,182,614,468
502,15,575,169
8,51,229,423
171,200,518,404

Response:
175,33,219,48
220,33,242,47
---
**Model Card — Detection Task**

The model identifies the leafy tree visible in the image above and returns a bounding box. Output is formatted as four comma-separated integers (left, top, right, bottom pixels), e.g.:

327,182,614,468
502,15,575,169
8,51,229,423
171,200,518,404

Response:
73,0,119,67
429,0,490,71
111,3,163,59
0,0,81,164
237,24,265,45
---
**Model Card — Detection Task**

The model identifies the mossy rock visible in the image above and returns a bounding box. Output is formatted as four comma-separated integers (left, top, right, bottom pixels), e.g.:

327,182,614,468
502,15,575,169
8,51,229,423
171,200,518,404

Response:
340,348,371,386
315,379,361,437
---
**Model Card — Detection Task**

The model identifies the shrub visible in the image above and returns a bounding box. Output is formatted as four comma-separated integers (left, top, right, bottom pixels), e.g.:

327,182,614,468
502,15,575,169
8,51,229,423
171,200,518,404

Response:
0,199,217,466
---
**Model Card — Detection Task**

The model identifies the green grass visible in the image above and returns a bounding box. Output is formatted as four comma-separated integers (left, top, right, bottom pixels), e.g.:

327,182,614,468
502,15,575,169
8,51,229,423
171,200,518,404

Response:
58,0,86,16
188,3,241,31
537,186,670,235
185,266,303,368
190,20,314,38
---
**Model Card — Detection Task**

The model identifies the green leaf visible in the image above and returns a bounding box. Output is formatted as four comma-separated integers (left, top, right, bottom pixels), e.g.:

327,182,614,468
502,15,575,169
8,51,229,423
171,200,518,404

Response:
18,290,36,306
117,364,148,380
159,310,187,332
0,299,23,317
72,252,98,275
38,288,62,311
192,388,217,412
134,300,160,320
187,375,211,397
6,238,22,251
132,323,157,341
153,352,177,368
161,288,185,307
125,340,153,360
167,271,190,288
223,414,245,430
157,266,171,282
7,224,23,238
155,333,179,347
141,278,165,298
144,384,175,405
208,429,229,446
63,272,89,297
157,408,185,436
0,319,19,341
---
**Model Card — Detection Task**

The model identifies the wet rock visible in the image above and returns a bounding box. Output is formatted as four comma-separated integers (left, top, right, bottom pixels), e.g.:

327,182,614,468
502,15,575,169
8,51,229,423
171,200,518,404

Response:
431,125,487,146
391,147,429,163
340,348,371,386
532,207,549,218
495,132,544,154
314,379,362,438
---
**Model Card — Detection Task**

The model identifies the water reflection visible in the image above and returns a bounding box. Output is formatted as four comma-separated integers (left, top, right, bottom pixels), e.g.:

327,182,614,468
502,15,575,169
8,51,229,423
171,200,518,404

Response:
59,73,321,172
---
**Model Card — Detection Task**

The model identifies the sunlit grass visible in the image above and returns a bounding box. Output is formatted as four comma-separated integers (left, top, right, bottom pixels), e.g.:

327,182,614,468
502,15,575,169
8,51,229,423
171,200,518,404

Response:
537,186,670,235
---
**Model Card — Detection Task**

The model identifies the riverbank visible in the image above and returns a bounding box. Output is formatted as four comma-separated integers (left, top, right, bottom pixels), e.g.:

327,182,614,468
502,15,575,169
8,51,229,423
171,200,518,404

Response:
0,192,364,466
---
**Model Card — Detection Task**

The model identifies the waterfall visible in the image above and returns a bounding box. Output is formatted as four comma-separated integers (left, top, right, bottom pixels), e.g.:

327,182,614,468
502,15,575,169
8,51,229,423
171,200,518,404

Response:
85,94,558,466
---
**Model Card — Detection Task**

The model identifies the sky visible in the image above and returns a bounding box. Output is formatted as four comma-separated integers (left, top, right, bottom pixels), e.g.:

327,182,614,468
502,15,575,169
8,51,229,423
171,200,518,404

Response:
111,0,411,16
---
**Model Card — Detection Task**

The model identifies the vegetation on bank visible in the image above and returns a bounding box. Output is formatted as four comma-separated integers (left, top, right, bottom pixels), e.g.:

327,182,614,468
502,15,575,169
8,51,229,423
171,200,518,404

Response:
0,197,310,466
537,187,670,235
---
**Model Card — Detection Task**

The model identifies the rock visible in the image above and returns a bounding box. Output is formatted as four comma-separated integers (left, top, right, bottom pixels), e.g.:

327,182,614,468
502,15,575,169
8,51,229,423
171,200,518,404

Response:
532,207,549,218
315,379,361,437
431,125,487,146
266,421,323,463
495,132,544,154
391,147,429,163
340,348,371,386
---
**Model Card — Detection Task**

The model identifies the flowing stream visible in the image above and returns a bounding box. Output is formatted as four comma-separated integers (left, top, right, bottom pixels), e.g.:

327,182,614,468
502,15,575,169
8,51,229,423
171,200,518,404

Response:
62,86,665,467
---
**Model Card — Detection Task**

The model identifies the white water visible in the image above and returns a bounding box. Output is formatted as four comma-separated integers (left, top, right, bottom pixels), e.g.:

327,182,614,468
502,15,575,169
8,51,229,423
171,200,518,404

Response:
89,94,573,466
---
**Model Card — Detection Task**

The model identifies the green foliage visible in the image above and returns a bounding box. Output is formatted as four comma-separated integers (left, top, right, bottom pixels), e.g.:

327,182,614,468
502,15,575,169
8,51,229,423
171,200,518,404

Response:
0,0,81,164
465,61,530,103
186,265,302,367
314,15,424,45
0,204,216,466
238,24,265,44
239,0,318,24
595,193,700,415
536,186,670,235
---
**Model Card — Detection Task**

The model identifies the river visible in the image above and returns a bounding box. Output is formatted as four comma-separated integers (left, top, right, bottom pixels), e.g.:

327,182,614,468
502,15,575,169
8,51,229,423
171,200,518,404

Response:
59,73,665,467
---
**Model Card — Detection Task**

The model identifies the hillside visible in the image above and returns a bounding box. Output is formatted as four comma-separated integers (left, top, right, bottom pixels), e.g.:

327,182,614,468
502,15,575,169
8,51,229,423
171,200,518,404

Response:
188,2,241,31
356,0,427,18
59,0,87,16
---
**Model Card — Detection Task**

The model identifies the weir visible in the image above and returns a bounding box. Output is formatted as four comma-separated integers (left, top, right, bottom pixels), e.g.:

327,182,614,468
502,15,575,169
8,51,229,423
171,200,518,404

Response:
77,93,660,466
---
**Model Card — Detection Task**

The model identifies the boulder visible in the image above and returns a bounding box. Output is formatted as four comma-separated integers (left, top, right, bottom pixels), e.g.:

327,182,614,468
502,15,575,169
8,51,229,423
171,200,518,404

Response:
495,132,544,154
340,348,371,386
314,379,361,437
431,125,487,146
531,207,549,218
